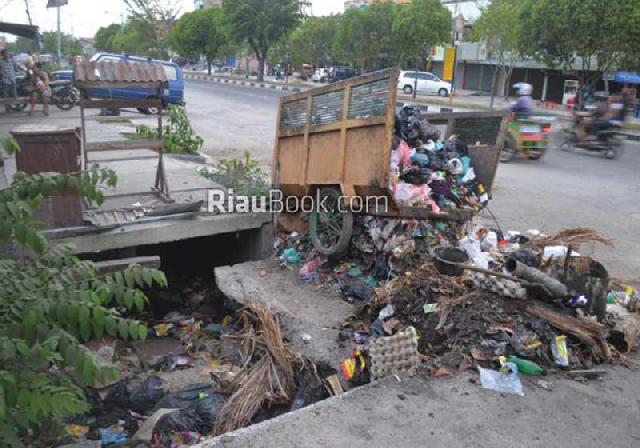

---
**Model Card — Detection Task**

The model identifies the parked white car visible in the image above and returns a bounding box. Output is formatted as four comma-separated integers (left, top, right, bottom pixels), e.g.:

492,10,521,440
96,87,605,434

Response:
312,68,329,83
398,71,451,97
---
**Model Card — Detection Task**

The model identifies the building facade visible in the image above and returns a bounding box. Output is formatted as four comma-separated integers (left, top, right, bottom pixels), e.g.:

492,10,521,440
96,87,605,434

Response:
194,0,222,9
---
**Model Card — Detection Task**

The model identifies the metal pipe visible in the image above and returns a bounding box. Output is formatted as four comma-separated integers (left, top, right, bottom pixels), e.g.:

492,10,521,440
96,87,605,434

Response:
505,259,568,298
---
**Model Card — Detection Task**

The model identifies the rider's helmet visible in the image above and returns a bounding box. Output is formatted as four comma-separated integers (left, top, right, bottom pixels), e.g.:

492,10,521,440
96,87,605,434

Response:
513,82,533,97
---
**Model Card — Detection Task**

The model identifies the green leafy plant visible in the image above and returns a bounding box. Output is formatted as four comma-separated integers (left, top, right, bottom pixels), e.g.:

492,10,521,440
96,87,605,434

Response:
134,124,160,139
134,104,203,155
199,151,270,197
162,104,204,155
0,166,168,445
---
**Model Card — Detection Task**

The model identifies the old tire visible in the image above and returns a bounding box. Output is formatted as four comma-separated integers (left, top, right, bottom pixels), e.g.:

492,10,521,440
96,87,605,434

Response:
403,85,414,95
438,88,449,97
310,187,353,258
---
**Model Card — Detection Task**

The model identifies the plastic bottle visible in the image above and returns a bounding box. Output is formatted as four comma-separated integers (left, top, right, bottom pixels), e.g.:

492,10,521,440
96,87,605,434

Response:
507,355,544,376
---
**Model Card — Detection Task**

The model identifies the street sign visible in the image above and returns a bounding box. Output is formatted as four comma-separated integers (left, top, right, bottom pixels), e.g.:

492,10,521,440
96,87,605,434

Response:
47,0,68,7
443,48,456,82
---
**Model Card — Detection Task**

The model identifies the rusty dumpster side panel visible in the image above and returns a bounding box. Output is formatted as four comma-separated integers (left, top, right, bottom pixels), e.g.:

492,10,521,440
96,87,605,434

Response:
273,69,399,198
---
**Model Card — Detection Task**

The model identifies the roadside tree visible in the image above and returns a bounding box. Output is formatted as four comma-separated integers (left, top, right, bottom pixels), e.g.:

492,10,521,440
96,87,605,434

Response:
171,8,231,75
392,0,451,69
521,0,640,88
333,2,397,72
223,0,303,81
123,0,181,58
472,0,524,108
288,15,339,68
41,32,83,58
94,24,123,53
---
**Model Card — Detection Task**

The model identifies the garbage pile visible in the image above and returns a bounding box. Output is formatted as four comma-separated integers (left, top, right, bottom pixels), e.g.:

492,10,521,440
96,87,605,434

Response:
62,282,325,447
391,104,488,211
276,217,640,396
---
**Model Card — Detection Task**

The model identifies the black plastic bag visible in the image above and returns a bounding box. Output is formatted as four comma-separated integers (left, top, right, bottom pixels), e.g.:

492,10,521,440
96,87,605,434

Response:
509,249,540,268
129,375,166,413
153,408,204,445
340,283,374,303
153,384,212,411
153,390,226,444
102,380,130,410
290,372,327,412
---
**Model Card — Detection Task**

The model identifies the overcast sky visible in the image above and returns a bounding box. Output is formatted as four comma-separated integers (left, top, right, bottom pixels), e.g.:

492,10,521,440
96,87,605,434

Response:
0,0,346,38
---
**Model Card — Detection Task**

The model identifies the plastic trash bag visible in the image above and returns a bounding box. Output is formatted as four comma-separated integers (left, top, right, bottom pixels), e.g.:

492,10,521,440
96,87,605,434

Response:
102,380,130,410
340,283,374,303
153,391,226,444
100,428,128,446
153,384,212,411
478,363,524,396
129,375,166,413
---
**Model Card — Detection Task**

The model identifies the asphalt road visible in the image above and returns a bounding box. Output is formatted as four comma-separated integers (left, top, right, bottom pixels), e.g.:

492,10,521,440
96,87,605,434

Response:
185,78,286,167
189,79,640,280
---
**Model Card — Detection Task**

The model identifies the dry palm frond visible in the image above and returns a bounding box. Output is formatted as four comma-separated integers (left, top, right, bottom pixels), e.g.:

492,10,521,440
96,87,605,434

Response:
528,227,613,250
213,301,310,435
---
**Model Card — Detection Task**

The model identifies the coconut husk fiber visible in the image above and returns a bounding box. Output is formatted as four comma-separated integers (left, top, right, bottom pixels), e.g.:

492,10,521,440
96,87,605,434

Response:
528,227,613,250
213,301,309,435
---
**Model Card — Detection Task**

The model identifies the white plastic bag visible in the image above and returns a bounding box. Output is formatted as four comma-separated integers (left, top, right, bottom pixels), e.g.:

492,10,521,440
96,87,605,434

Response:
478,363,524,396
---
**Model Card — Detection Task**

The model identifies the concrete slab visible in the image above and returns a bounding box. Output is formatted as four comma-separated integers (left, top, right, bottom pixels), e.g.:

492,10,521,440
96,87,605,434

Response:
45,212,272,254
215,259,357,372
197,366,640,448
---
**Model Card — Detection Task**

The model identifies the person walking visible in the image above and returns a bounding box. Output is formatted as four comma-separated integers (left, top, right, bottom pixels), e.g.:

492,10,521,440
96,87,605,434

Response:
28,63,50,116
0,49,18,112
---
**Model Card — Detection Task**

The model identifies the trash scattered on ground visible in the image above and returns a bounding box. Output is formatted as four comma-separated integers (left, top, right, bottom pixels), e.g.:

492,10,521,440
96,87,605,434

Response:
478,362,525,396
275,206,638,399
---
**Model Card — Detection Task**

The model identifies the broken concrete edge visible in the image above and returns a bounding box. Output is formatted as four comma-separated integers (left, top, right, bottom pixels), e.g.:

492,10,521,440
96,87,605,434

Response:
193,375,401,447
44,212,274,255
184,72,308,93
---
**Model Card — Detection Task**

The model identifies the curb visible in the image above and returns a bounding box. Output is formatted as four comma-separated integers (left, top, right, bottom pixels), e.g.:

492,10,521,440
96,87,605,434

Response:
184,73,305,94
165,153,210,164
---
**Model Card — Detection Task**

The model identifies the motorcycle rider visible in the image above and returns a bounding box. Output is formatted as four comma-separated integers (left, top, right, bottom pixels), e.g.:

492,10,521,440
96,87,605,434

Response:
511,83,534,118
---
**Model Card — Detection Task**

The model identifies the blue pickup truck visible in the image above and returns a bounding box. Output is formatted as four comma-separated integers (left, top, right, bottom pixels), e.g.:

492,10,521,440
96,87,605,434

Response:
86,53,184,113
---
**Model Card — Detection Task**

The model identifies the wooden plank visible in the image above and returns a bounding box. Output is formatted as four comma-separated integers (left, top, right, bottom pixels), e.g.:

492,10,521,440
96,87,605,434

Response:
0,97,30,105
94,256,161,275
301,96,313,186
382,70,399,188
526,304,611,363
279,116,387,138
80,99,162,109
86,139,164,152
425,111,509,121
339,84,352,183
306,131,342,184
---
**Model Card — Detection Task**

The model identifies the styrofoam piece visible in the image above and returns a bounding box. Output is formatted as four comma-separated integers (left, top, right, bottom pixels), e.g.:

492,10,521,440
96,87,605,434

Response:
369,327,419,381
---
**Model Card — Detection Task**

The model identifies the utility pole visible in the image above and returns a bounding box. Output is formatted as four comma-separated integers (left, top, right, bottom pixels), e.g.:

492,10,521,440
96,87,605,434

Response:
47,0,67,65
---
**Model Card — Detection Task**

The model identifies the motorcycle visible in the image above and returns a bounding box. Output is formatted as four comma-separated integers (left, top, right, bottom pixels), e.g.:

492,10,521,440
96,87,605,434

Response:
561,113,624,159
8,74,31,112
500,114,553,163
9,75,80,112
50,80,80,111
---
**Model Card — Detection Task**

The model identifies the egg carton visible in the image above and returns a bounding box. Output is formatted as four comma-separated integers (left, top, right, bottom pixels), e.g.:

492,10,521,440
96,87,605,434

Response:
471,272,527,299
369,326,419,381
